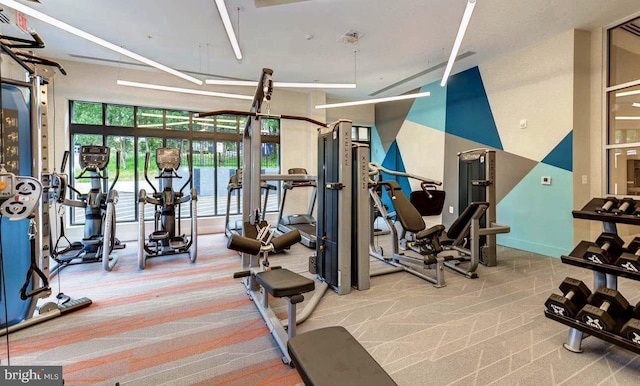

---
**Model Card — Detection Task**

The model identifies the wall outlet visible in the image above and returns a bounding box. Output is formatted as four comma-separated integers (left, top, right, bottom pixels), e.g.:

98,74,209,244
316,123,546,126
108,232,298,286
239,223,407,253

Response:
448,206,454,214
519,119,527,129
582,175,588,184
541,176,552,185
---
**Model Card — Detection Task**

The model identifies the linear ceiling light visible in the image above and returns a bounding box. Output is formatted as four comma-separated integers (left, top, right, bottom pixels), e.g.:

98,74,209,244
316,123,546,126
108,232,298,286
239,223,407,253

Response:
615,116,640,120
214,0,242,60
632,102,640,108
616,90,640,97
440,0,476,87
0,0,203,85
315,91,431,109
205,79,357,89
117,80,252,100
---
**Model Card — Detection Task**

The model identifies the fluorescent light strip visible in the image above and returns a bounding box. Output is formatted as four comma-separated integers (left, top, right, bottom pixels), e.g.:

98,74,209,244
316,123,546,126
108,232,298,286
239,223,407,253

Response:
632,103,640,108
616,90,640,97
440,0,476,87
615,116,640,120
0,0,203,85
138,121,191,128
315,91,431,109
206,79,357,89
214,0,242,60
117,80,252,100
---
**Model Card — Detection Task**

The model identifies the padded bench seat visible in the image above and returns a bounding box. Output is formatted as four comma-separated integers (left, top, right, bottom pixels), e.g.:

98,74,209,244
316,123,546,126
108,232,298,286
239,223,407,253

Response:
287,326,397,386
255,268,315,297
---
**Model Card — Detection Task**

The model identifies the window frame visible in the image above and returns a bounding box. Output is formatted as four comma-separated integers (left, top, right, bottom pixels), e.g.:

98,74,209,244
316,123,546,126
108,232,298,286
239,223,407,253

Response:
604,13,640,196
68,100,281,225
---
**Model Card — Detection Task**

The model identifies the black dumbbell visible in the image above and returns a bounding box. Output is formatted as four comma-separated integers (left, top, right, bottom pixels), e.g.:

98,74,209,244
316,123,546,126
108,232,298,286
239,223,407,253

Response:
620,319,640,344
616,237,640,273
545,277,592,318
584,233,624,265
596,196,619,213
577,287,630,332
620,302,640,344
612,198,636,215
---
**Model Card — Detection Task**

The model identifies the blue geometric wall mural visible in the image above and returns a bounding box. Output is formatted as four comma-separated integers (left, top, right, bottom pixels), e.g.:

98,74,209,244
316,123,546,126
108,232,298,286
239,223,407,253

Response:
445,67,503,150
380,141,412,212
541,131,573,172
370,126,386,165
406,81,447,132
371,64,575,259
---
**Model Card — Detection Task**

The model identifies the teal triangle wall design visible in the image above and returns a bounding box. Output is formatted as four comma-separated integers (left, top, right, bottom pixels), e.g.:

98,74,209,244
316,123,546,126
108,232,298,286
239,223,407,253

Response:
405,81,448,132
541,131,573,172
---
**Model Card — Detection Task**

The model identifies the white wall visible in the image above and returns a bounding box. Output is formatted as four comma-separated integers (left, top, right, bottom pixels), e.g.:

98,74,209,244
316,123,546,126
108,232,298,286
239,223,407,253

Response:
46,60,373,241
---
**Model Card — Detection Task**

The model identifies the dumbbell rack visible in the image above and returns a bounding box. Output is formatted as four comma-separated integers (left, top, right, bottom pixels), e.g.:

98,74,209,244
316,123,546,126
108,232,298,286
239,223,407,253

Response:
544,197,640,354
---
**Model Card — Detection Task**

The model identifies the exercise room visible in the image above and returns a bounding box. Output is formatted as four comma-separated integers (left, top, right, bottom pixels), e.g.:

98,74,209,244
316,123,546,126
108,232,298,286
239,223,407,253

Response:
1,0,640,385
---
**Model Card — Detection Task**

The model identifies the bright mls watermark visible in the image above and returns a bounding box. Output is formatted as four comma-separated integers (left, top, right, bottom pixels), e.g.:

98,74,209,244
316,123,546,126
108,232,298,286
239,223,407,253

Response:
2,366,63,385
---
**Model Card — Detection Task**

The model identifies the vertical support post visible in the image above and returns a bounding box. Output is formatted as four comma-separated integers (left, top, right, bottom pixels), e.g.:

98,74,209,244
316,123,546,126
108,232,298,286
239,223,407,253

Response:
241,69,273,269
484,149,498,266
352,143,370,290
30,75,50,318
337,120,352,294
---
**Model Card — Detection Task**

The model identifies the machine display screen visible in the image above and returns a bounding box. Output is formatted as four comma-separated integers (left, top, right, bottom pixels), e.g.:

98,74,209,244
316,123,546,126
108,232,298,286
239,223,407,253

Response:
156,148,181,170
79,145,109,169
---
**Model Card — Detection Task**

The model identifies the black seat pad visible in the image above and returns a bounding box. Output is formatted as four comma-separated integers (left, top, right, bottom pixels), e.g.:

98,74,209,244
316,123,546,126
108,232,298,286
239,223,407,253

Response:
255,269,314,297
383,180,425,233
415,224,445,240
288,326,397,386
446,201,488,240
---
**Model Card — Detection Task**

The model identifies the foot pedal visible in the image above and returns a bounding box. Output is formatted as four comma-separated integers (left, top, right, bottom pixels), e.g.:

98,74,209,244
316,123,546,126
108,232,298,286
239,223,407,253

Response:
169,236,186,249
150,231,169,241
58,297,92,314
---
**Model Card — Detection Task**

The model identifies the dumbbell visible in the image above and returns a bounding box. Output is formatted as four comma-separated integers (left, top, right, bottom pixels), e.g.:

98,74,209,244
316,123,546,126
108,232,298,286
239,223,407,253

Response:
612,198,636,215
545,277,592,318
583,233,624,265
577,287,630,332
620,302,640,345
595,196,619,213
616,237,640,273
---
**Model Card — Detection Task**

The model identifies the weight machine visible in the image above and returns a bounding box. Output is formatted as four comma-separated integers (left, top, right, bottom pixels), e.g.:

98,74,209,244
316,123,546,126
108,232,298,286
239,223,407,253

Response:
0,27,90,335
138,147,197,269
50,145,123,274
458,148,510,266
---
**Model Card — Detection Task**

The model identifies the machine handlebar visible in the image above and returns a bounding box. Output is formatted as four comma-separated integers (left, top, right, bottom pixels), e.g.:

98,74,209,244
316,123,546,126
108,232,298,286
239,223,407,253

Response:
368,162,442,186
143,152,158,195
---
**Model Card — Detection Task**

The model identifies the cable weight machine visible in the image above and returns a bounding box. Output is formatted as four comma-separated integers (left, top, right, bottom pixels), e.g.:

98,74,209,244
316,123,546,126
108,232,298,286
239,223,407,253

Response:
0,27,91,335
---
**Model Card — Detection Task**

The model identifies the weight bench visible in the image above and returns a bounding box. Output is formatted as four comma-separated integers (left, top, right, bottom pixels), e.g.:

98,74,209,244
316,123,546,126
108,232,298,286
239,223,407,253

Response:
255,268,315,341
228,231,315,364
288,326,397,386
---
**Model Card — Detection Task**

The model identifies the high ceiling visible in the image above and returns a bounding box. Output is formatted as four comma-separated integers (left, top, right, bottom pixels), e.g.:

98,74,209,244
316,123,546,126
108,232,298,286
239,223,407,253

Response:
2,0,640,99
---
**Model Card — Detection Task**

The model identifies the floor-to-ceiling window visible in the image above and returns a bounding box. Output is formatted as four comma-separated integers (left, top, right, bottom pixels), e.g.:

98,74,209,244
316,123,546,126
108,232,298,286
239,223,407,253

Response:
607,16,640,195
69,101,281,225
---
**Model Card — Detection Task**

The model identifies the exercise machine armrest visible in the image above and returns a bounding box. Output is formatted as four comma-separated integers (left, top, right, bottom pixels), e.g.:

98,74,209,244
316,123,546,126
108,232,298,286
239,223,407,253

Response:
478,223,511,236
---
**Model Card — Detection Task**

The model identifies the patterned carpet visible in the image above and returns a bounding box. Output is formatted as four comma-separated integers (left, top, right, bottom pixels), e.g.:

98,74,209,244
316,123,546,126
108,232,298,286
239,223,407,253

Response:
2,233,640,385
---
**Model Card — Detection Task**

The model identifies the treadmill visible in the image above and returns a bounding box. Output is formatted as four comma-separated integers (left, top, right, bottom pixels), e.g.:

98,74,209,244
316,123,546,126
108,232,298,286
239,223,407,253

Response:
224,169,276,239
276,168,317,248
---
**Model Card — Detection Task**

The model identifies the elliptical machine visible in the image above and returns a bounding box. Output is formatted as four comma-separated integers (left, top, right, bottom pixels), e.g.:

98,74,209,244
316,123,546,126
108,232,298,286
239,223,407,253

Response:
51,145,123,273
138,147,197,269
